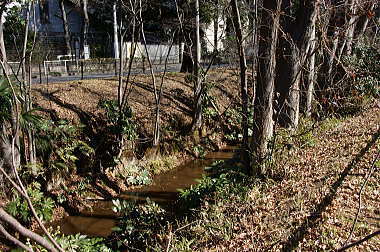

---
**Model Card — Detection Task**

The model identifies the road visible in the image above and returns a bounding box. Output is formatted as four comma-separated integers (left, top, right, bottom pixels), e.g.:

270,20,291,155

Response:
31,62,229,84
32,64,182,84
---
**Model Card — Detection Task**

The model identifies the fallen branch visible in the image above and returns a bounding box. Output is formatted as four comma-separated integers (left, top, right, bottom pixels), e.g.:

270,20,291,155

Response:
0,223,33,252
0,208,58,252
337,229,380,251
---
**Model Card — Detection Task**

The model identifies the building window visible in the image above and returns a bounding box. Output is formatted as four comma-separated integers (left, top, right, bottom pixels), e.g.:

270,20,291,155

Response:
40,1,50,24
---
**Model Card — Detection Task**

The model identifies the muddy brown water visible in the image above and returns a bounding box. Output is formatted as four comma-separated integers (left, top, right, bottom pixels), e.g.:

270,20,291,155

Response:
56,147,238,237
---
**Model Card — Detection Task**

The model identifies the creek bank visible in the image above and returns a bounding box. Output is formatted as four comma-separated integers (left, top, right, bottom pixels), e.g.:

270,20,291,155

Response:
52,147,239,237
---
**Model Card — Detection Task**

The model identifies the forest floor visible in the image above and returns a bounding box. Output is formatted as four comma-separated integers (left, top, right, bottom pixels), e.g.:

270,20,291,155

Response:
29,69,241,218
190,103,379,251
19,70,380,250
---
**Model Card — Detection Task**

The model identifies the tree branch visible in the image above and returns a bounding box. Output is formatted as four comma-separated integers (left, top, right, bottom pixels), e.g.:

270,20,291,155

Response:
337,229,380,251
0,208,58,252
0,223,33,252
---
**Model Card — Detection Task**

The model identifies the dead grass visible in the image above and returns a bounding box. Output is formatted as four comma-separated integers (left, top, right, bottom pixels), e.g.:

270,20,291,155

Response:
209,104,380,251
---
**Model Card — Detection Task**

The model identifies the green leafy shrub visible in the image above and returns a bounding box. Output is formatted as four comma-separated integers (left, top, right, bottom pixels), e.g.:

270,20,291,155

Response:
0,78,12,124
111,198,167,249
98,99,137,141
345,42,380,98
6,182,54,224
12,232,112,252
110,162,151,186
224,106,254,142
34,120,94,177
178,160,249,209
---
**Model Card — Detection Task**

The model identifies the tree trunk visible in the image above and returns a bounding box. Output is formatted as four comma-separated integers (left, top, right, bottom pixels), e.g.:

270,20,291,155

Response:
287,45,301,129
231,0,249,170
213,0,219,53
357,3,375,38
306,2,319,117
59,0,71,55
113,2,119,59
338,0,359,58
180,35,194,73
276,0,315,129
192,0,202,131
0,17,10,75
82,0,89,57
327,29,340,83
250,0,259,107
253,0,282,175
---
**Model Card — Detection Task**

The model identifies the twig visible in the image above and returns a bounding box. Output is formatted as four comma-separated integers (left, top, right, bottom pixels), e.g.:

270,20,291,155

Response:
337,229,380,251
342,150,380,247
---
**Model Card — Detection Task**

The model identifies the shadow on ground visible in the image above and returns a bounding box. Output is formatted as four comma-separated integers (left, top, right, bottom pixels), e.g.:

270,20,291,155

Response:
282,127,380,251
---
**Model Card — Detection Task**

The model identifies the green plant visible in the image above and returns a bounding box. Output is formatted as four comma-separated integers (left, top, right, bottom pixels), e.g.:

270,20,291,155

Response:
202,82,218,122
34,120,94,177
192,145,206,158
224,105,254,142
111,198,167,248
6,182,54,224
178,160,249,209
12,232,112,252
98,99,137,141
0,78,12,124
345,42,380,98
111,162,152,186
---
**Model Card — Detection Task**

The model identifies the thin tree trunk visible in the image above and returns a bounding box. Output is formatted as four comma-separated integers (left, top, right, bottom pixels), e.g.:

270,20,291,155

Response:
59,0,71,55
113,2,119,58
357,3,375,38
117,0,124,108
253,0,282,175
82,0,89,58
192,0,202,131
213,0,219,53
306,2,318,117
250,0,259,107
0,17,9,75
283,0,315,130
288,45,301,129
338,0,358,58
231,0,249,170
140,3,159,146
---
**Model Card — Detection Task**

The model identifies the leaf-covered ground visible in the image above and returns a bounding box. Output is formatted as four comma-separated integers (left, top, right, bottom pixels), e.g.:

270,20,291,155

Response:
205,104,380,251
29,72,379,251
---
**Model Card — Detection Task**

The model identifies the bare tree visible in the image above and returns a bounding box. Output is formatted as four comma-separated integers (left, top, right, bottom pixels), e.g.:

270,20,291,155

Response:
59,0,72,55
306,1,320,117
191,0,203,132
82,0,89,57
253,0,282,174
231,0,249,169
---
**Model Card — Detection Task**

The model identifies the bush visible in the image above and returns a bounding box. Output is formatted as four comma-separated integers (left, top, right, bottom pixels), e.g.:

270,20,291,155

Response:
111,198,167,249
34,120,94,179
6,182,54,225
344,41,380,97
98,99,137,141
12,232,112,252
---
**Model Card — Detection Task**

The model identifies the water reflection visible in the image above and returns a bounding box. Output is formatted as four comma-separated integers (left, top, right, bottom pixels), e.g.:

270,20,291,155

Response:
57,148,237,237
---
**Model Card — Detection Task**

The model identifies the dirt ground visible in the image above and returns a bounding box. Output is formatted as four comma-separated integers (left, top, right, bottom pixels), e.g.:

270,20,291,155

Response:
31,69,241,142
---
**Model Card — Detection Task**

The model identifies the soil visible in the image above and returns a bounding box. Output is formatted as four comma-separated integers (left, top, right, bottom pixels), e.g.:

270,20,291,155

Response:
31,69,241,141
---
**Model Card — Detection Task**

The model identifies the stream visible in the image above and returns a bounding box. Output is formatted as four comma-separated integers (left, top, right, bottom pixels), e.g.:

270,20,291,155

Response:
56,147,238,237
